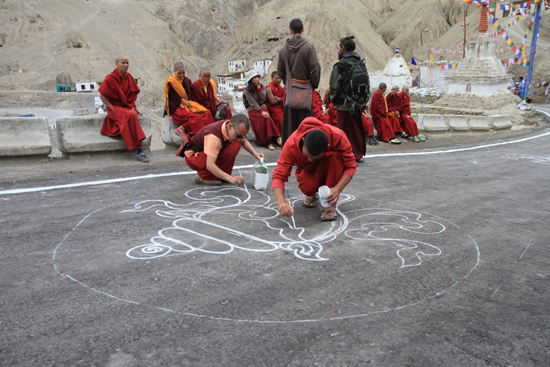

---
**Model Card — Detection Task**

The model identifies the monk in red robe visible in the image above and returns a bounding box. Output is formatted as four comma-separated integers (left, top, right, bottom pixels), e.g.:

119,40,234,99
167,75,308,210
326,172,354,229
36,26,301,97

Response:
164,62,215,137
386,85,407,140
369,83,400,144
312,89,332,125
272,117,357,221
266,71,285,137
191,68,232,121
179,114,264,185
361,110,379,145
99,55,148,162
399,86,424,142
322,89,338,126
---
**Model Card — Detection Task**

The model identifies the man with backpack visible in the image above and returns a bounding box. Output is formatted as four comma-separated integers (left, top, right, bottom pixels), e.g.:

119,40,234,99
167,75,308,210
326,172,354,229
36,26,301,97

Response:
329,36,369,162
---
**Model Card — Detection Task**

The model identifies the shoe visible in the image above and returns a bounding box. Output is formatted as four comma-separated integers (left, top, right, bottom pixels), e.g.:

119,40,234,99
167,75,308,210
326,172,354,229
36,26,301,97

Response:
321,209,338,221
356,158,364,163
413,136,420,143
276,137,282,146
175,125,187,139
401,131,408,138
390,138,401,144
367,137,373,146
137,152,149,163
417,135,426,142
195,175,222,186
267,144,275,150
372,137,379,145
302,195,318,208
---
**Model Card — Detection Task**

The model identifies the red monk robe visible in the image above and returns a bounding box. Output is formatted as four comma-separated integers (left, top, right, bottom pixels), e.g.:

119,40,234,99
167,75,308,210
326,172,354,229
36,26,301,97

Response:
191,79,233,120
398,91,419,137
164,75,215,135
369,90,394,142
312,90,332,126
385,92,404,134
361,114,374,137
98,69,146,151
266,82,285,134
272,117,357,197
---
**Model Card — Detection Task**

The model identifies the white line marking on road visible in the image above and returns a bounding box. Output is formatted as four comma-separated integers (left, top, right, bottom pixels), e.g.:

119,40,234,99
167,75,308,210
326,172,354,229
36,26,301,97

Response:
3,109,550,196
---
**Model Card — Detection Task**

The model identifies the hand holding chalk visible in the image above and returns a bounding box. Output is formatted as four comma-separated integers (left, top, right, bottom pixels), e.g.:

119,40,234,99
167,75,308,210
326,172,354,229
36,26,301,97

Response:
285,188,296,229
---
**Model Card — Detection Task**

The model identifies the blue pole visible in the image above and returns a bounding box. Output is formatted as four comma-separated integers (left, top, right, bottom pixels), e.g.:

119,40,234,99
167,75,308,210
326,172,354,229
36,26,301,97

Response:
524,1,542,101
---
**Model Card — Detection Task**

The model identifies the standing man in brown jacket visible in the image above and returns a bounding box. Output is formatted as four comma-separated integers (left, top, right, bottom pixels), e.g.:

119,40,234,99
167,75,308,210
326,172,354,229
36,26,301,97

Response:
277,18,321,145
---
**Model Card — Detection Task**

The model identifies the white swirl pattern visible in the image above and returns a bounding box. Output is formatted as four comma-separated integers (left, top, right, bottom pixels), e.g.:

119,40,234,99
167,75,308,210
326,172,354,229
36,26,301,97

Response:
124,186,444,267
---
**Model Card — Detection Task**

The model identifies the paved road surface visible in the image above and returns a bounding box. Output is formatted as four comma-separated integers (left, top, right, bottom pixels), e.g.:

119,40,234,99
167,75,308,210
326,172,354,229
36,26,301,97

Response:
1,115,550,366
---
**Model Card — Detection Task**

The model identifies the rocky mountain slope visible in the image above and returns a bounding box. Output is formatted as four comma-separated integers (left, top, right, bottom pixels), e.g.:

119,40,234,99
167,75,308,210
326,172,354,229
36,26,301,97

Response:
0,0,548,105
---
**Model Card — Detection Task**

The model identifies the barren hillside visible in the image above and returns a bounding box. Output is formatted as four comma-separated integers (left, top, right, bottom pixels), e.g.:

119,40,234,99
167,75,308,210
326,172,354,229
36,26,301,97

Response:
0,0,548,106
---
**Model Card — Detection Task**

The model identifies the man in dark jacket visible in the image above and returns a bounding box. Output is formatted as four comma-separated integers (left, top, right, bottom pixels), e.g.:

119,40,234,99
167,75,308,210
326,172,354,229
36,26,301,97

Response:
277,18,321,145
329,36,365,162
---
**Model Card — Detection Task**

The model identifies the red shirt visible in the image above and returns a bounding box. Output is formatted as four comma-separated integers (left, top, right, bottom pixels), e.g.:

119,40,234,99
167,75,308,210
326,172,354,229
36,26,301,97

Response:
272,117,357,189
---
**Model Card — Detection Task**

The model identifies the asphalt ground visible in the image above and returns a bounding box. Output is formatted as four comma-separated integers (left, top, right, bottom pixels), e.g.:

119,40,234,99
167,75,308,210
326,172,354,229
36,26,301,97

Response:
1,109,550,366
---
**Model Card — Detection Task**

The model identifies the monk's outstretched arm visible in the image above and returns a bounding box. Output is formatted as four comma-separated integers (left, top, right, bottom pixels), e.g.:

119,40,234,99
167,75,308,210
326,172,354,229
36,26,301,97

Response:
205,155,244,186
241,139,264,161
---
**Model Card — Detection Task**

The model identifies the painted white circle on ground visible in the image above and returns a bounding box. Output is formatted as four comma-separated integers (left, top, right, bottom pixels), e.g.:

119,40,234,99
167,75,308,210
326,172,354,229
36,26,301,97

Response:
53,187,479,323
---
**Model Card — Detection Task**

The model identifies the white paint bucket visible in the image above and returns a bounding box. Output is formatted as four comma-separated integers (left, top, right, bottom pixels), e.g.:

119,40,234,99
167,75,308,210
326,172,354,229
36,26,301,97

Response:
318,185,331,208
253,158,269,191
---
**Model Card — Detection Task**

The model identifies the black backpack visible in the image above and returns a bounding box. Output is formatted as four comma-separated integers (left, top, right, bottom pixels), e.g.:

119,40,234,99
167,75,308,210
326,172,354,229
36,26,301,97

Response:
335,59,370,114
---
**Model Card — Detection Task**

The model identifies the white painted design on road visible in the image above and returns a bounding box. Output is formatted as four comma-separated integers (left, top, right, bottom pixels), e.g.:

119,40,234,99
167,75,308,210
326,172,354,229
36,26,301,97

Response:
123,187,443,267
503,153,550,164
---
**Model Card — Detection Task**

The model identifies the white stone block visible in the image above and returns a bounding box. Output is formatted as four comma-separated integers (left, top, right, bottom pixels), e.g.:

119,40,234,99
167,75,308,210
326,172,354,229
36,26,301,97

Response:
422,115,449,132
488,115,512,130
468,116,491,131
162,115,184,146
0,117,51,156
446,115,470,131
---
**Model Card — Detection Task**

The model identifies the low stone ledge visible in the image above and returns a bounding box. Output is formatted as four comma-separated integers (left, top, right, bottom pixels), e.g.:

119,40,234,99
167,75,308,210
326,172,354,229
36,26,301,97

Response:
468,116,492,131
446,115,470,131
0,117,52,157
411,114,424,130
162,116,184,147
56,115,151,153
488,114,512,130
421,114,449,132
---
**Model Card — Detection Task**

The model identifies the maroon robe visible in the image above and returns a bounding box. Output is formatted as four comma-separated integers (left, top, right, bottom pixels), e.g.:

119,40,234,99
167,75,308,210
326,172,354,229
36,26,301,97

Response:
386,93,404,133
266,82,285,134
369,90,393,141
98,69,146,151
398,92,419,137
191,79,233,120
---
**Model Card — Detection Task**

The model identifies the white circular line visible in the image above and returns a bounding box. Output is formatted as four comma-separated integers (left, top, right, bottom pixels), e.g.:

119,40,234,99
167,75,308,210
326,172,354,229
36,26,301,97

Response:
3,110,550,196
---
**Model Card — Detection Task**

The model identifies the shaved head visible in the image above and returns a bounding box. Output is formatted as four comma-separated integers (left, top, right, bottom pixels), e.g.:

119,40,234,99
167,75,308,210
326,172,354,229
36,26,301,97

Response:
174,62,185,70
379,83,387,90
115,54,127,63
199,68,211,76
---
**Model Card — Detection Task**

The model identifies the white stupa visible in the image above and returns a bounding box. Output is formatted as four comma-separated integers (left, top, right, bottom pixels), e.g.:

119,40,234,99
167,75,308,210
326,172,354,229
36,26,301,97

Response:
446,4,509,96
381,53,414,88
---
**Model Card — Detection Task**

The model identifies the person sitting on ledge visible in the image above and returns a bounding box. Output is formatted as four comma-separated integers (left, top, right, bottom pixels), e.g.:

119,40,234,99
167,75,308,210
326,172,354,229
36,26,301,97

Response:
370,83,400,144
243,70,282,150
386,85,407,142
99,55,149,162
178,114,264,186
191,68,233,121
272,117,357,222
362,110,379,145
164,62,215,138
399,86,424,142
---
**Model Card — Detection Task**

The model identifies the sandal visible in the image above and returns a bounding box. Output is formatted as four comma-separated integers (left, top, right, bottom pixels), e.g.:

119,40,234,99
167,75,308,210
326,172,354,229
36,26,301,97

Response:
302,195,318,208
175,125,187,139
321,209,338,221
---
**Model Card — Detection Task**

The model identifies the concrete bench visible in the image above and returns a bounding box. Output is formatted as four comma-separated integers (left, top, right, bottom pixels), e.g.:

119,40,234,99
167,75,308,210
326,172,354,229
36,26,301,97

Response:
411,114,424,130
488,114,512,130
468,116,492,131
422,115,449,132
161,116,184,147
0,117,51,157
446,115,470,131
56,115,151,153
